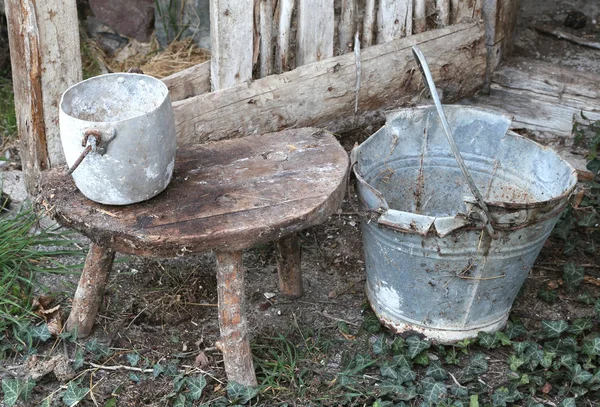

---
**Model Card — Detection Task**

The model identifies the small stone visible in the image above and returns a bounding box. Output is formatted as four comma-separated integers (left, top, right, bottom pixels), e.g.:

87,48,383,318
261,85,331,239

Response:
564,11,587,29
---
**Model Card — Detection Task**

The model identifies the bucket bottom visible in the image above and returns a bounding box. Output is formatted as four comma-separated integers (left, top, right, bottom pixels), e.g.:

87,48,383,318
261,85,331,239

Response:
366,285,509,344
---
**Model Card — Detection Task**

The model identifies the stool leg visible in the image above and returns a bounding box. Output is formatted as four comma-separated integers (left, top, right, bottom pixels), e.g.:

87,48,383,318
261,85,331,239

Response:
215,251,257,387
275,234,303,298
66,243,115,338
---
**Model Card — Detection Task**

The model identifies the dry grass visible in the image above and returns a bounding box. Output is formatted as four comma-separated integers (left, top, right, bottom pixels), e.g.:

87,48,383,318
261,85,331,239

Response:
101,37,210,79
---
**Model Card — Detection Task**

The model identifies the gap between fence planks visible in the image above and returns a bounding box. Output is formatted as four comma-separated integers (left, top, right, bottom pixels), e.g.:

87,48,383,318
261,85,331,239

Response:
172,22,486,146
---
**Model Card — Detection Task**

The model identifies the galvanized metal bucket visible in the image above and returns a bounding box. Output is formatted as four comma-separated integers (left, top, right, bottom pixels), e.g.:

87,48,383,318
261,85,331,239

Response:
59,73,176,205
352,105,577,343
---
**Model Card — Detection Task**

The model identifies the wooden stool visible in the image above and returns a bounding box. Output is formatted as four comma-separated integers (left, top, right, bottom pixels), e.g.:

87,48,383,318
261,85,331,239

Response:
40,128,348,386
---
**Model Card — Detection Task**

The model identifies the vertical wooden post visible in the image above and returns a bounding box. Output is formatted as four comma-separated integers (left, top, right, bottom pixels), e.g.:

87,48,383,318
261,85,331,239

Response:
436,0,450,27
362,0,376,47
274,0,295,73
5,0,82,193
275,234,303,298
377,0,413,44
215,251,257,387
296,0,334,66
259,0,274,78
210,0,254,90
66,243,115,338
483,0,520,88
339,0,356,55
414,0,427,34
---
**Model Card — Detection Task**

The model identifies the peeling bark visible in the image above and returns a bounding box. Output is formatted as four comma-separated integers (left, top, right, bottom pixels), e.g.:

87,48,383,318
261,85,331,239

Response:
216,251,257,386
66,243,115,338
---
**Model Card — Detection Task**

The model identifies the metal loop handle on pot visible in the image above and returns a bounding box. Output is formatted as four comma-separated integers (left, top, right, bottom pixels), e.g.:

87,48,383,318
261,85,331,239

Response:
65,128,116,175
411,46,497,239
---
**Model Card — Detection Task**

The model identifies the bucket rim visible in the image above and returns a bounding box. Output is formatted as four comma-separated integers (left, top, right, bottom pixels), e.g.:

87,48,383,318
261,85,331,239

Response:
59,73,170,126
352,106,578,236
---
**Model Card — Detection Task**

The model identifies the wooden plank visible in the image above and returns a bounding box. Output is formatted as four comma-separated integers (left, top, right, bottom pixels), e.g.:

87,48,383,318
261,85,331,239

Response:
5,0,47,193
276,235,303,298
162,61,211,102
339,0,357,55
436,0,450,27
210,0,253,90
362,0,376,47
296,0,334,65
464,58,600,137
6,0,81,192
36,0,82,168
173,23,485,145
275,0,295,73
259,0,274,77
377,0,413,44
451,0,482,24
414,0,427,34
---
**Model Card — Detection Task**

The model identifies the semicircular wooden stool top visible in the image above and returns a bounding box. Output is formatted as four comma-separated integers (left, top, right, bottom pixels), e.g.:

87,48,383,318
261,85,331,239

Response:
41,128,348,387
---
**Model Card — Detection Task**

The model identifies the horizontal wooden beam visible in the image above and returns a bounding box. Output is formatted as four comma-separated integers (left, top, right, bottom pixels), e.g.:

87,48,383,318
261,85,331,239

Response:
464,58,600,136
172,22,486,146
162,61,211,102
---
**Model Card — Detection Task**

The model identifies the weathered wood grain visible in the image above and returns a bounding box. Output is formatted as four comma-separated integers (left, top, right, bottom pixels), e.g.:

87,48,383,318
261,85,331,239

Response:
172,23,485,145
259,0,275,77
66,243,115,338
6,0,81,192
162,61,211,102
296,0,334,65
210,0,253,90
41,128,349,255
377,0,413,44
215,251,257,386
414,0,427,33
276,235,303,298
436,0,450,27
275,0,295,73
362,0,376,47
339,0,357,55
464,58,600,136
451,0,481,24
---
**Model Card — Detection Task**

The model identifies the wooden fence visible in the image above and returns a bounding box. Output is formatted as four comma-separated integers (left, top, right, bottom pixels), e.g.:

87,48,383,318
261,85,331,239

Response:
5,0,519,192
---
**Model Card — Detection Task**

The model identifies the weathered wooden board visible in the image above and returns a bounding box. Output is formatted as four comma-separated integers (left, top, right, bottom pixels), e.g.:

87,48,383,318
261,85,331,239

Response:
362,0,376,47
464,58,600,136
210,0,253,90
451,0,482,24
162,61,211,102
436,0,450,27
172,23,486,145
41,128,349,255
259,0,275,77
377,0,413,43
296,0,335,65
275,0,295,73
6,0,81,192
414,0,427,33
339,0,357,55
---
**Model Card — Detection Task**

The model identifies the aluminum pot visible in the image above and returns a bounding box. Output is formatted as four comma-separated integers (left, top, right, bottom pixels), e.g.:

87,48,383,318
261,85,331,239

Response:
59,73,176,205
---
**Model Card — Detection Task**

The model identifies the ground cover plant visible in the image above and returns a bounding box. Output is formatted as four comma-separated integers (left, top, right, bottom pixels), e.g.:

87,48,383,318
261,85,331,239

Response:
0,120,598,405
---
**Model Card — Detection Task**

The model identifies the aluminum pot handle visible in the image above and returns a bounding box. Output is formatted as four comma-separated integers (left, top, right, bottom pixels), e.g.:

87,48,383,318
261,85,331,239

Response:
411,46,497,239
65,128,116,175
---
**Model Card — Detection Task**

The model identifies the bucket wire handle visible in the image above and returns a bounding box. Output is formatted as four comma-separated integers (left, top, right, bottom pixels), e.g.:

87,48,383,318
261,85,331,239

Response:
411,46,497,239
65,129,101,175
